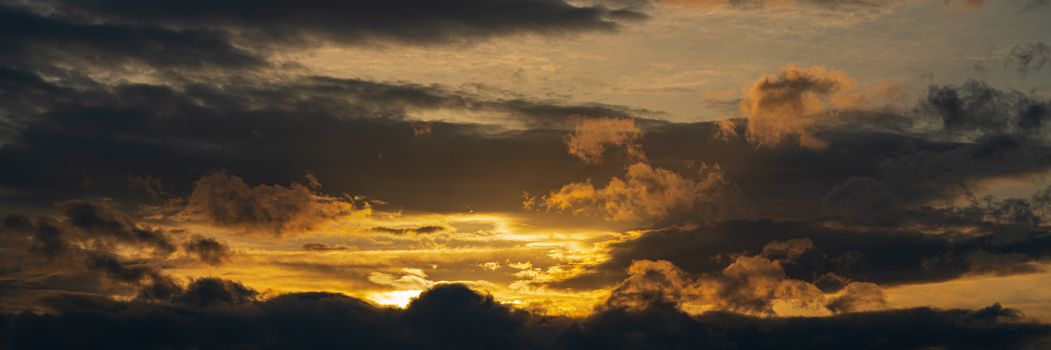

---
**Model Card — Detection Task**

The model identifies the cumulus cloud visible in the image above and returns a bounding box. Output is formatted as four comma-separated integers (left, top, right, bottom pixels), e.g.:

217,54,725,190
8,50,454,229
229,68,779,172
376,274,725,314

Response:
566,117,646,164
825,282,886,313
711,118,740,142
532,162,750,222
180,172,367,236
605,254,883,315
605,238,869,315
740,65,858,150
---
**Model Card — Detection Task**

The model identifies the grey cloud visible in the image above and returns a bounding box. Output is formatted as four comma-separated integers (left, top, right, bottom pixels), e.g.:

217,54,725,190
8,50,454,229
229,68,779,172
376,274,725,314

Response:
25,0,640,47
2,283,1047,349
301,242,351,251
181,171,355,236
555,217,1051,292
924,80,1051,137
183,235,231,265
370,225,448,235
1010,42,1050,75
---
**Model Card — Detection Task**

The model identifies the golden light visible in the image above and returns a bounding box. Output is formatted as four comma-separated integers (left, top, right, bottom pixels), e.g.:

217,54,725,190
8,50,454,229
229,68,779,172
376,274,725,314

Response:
369,290,424,308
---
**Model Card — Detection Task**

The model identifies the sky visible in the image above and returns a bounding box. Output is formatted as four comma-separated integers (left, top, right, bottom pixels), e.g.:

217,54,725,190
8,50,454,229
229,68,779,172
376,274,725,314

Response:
2,0,1051,348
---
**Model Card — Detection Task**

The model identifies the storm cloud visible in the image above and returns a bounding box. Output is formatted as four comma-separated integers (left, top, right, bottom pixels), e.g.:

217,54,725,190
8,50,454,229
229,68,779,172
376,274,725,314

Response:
2,283,1048,350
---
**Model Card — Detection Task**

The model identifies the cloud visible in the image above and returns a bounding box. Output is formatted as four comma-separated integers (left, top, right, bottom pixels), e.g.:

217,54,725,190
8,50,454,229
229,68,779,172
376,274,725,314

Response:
607,239,846,315
759,237,814,260
0,201,222,306
532,162,750,222
924,80,1051,137
824,136,1051,220
3,283,1047,349
557,217,1051,292
950,0,1049,10
740,65,858,150
1009,42,1050,75
711,118,740,142
2,200,176,257
23,0,640,48
660,0,886,10
157,275,260,304
0,69,658,212
182,235,231,265
566,118,646,164
368,268,436,291
0,5,266,73
659,0,1044,11
180,172,366,236
370,225,448,235
825,281,886,313
301,242,351,251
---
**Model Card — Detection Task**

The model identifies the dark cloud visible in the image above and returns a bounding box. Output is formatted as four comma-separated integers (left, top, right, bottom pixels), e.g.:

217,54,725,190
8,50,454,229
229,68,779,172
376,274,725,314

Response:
2,201,176,257
301,242,351,251
818,82,1051,224
1010,42,1050,75
557,218,1051,291
139,277,258,307
1,283,1047,349
824,135,1051,219
85,253,170,286
180,171,360,236
370,225,448,235
0,201,198,308
3,69,1048,236
60,200,177,254
569,302,1049,350
0,4,265,73
0,72,654,213
924,80,1051,136
653,0,887,10
182,235,230,265
23,0,640,47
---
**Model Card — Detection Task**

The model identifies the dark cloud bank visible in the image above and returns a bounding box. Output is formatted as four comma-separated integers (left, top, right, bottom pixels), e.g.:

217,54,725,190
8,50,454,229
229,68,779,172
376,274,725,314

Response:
2,282,1048,350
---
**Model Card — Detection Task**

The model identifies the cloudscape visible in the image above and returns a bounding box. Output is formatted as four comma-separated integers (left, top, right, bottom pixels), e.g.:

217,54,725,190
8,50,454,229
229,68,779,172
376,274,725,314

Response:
2,0,1051,348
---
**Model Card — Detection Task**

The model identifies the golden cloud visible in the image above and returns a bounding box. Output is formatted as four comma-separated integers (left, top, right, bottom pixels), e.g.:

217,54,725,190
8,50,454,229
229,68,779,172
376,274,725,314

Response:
532,162,750,222
741,65,857,150
566,117,646,164
607,254,886,315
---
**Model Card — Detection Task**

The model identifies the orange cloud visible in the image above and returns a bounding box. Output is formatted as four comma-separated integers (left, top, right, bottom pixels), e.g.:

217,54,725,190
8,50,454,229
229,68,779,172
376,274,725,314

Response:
534,162,750,222
741,65,857,150
607,240,887,315
712,118,739,142
566,117,646,164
